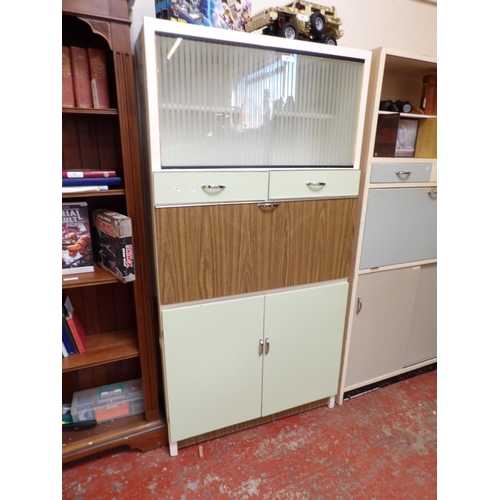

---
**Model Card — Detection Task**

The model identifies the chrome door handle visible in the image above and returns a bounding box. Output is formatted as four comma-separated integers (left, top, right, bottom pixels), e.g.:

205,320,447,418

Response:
356,297,362,314
265,337,270,355
427,190,437,196
306,181,326,187
395,171,411,176
259,338,264,355
201,184,226,190
258,203,279,210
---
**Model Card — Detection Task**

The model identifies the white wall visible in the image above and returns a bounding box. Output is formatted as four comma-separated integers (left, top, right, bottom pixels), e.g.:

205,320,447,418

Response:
128,0,436,57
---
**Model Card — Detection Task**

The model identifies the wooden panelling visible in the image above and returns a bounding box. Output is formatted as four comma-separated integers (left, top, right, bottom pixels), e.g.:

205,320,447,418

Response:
155,198,357,305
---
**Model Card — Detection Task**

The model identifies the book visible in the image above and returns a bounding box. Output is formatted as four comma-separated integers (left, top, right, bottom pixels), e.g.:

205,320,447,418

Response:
70,46,93,109
62,46,75,108
62,340,69,358
64,296,87,353
92,209,136,283
63,170,116,179
62,177,122,187
62,186,110,194
88,48,111,109
62,202,94,275
62,314,79,354
62,326,75,356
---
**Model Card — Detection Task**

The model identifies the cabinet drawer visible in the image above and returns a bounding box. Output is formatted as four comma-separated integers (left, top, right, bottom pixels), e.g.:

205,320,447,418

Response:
360,187,437,269
268,170,360,199
153,171,269,205
370,163,432,183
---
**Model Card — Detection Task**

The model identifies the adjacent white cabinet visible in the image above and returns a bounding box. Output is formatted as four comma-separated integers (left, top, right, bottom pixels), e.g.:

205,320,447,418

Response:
162,281,348,446
338,48,437,400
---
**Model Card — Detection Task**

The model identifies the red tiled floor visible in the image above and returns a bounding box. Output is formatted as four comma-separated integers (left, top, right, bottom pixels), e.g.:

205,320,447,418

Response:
62,369,437,499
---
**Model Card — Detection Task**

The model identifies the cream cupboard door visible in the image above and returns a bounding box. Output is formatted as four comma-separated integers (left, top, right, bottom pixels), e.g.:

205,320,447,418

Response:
345,268,420,388
161,295,265,443
404,264,437,366
262,281,348,417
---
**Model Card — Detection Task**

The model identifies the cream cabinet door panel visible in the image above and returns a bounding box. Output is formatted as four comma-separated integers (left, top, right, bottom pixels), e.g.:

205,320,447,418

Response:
161,296,265,443
345,269,420,388
262,281,348,416
404,264,437,366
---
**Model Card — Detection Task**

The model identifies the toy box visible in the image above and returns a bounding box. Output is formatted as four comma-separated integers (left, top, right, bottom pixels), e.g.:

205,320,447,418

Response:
71,379,144,423
156,0,251,31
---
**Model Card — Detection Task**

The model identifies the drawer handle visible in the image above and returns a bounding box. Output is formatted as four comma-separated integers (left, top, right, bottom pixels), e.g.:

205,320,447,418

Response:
265,337,270,355
259,338,264,356
201,184,226,190
395,171,411,176
356,297,362,314
258,203,280,210
427,190,437,196
306,181,326,187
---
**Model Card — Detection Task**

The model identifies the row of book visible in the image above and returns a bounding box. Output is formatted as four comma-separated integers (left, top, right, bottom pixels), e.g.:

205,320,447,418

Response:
62,202,135,283
62,295,87,357
63,45,110,109
62,169,122,193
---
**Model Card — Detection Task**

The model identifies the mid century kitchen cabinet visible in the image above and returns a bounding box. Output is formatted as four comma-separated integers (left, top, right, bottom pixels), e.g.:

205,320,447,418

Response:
337,48,437,402
135,17,371,455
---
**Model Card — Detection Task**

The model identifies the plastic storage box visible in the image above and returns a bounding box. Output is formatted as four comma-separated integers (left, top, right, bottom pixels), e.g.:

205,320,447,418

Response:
71,378,144,423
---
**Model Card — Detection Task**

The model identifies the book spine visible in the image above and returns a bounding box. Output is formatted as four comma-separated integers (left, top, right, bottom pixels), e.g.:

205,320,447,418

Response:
70,46,93,109
63,177,122,187
67,315,87,353
63,316,79,354
62,170,117,178
62,46,75,108
88,48,110,109
62,326,75,355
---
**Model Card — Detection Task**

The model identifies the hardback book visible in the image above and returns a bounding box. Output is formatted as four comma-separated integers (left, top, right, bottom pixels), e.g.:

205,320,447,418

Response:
63,170,116,178
63,296,87,353
62,202,94,275
62,46,75,108
88,48,111,109
62,325,75,356
92,209,136,283
62,314,79,354
70,46,93,109
62,177,122,187
62,186,109,194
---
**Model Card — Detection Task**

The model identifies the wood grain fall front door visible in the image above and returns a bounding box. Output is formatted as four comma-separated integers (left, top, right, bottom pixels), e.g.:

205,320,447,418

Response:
155,198,357,305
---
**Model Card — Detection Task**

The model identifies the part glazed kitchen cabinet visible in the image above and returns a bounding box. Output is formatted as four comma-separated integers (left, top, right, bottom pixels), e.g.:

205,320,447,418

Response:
135,17,371,455
338,48,437,401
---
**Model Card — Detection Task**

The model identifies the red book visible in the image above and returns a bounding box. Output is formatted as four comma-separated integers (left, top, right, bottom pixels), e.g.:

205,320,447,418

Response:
63,170,117,179
66,310,87,353
62,46,75,108
70,46,93,109
88,48,110,109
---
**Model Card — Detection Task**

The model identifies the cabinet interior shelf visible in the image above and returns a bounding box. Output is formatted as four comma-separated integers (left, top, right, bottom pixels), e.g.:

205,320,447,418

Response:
378,111,437,119
63,107,118,116
62,265,120,289
62,328,139,372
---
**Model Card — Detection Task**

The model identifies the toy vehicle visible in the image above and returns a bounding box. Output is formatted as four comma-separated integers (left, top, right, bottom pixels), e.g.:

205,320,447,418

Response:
244,1,344,45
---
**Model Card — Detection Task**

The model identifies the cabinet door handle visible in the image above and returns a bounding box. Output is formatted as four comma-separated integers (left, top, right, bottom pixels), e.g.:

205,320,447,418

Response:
356,297,362,314
259,338,264,356
201,184,226,190
265,337,270,354
258,203,279,210
395,171,411,176
306,181,326,187
427,190,437,196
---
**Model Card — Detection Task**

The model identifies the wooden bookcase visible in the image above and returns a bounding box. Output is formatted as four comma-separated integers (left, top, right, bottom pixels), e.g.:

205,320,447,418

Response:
62,0,167,464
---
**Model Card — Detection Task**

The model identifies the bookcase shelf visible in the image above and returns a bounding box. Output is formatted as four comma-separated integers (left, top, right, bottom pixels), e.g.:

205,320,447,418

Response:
61,0,167,464
62,328,139,372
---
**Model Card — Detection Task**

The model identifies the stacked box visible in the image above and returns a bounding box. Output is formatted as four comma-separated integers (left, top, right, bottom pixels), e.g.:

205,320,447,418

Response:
92,209,135,282
71,379,144,423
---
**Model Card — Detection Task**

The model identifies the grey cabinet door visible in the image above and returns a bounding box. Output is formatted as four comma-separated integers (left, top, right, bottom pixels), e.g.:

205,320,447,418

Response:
360,187,437,269
404,263,437,366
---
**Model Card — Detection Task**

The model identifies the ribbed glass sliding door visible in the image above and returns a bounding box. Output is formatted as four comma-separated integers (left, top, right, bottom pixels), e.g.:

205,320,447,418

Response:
155,34,364,168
